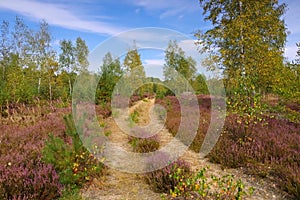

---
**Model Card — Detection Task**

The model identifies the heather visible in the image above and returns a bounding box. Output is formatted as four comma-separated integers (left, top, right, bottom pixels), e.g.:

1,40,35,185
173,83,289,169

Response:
145,156,191,193
144,153,252,199
0,107,68,199
157,95,300,198
128,107,251,199
209,115,300,197
128,128,160,153
0,6,299,199
0,105,106,199
155,95,212,152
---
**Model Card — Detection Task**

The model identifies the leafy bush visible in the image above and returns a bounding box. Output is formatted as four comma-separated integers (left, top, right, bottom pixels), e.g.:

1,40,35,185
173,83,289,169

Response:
164,167,253,200
42,114,105,188
128,127,160,153
144,154,191,193
129,110,140,124
128,135,160,153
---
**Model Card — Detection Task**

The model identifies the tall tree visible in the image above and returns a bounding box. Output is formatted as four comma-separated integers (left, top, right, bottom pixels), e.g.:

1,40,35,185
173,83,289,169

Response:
12,16,31,61
33,21,55,96
98,52,123,102
196,0,287,109
192,74,209,94
123,45,146,96
164,40,196,93
59,39,76,96
296,43,300,64
0,20,11,81
123,46,144,73
6,16,32,102
75,37,89,73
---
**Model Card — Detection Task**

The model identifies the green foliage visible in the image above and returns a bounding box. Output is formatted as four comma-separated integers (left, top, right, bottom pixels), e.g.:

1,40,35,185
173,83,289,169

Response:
42,114,104,189
266,102,300,123
59,187,83,200
164,40,196,81
269,61,300,104
42,134,73,178
123,44,144,73
0,17,90,106
145,158,191,193
123,45,147,97
164,40,197,93
128,135,159,153
167,167,253,200
73,72,98,103
129,110,139,124
192,74,209,94
196,0,287,112
97,52,123,103
226,78,265,125
75,37,89,73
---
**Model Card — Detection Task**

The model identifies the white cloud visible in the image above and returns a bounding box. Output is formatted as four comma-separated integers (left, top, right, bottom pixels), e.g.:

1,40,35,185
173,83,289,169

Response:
160,8,183,19
131,0,177,10
116,28,189,50
127,0,199,19
285,45,298,61
144,59,164,66
0,0,125,35
177,39,201,59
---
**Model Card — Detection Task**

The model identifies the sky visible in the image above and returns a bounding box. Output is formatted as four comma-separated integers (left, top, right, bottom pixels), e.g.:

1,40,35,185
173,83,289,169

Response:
0,0,299,79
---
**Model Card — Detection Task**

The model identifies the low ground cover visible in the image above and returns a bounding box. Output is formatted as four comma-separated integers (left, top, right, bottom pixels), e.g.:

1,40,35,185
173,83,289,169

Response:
156,95,300,198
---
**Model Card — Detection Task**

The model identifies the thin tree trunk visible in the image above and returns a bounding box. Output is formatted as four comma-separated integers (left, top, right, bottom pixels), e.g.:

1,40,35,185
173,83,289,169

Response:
2,64,4,81
38,77,41,94
69,78,72,96
49,77,52,101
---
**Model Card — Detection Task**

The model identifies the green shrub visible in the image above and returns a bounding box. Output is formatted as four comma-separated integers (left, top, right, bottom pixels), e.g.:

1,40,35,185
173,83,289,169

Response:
42,114,105,189
163,167,253,200
128,135,160,153
128,128,160,153
144,156,191,193
129,110,139,124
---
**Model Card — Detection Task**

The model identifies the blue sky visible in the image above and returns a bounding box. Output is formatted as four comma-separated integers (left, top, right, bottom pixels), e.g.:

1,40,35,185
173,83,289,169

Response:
0,0,299,78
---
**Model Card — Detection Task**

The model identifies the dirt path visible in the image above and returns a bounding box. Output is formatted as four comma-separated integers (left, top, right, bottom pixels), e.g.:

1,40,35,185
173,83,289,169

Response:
82,98,289,200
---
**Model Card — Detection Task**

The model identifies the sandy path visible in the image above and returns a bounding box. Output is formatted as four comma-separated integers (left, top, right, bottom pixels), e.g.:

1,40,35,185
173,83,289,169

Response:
82,98,288,200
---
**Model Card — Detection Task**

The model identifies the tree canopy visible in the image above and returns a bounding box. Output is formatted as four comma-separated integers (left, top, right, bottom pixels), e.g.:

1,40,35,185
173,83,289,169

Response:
197,0,287,93
196,0,288,113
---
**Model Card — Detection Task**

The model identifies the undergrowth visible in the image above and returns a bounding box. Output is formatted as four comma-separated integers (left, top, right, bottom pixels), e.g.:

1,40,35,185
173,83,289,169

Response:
42,114,105,198
157,95,300,198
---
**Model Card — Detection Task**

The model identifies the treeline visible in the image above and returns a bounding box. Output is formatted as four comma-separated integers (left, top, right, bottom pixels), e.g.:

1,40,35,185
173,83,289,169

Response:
0,17,89,105
96,40,210,104
0,16,210,108
2,5,299,110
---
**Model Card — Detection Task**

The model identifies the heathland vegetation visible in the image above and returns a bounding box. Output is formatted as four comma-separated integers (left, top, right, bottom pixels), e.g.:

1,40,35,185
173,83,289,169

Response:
0,0,300,199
